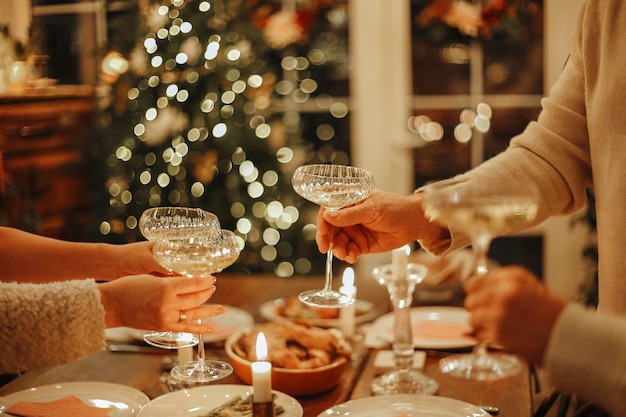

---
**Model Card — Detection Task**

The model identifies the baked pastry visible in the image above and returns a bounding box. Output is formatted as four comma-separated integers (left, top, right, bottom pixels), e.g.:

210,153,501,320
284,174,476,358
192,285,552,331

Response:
232,322,351,369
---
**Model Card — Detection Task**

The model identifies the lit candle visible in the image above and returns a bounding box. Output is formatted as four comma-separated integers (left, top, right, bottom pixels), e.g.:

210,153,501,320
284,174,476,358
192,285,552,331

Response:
252,332,272,403
392,245,410,279
339,267,357,338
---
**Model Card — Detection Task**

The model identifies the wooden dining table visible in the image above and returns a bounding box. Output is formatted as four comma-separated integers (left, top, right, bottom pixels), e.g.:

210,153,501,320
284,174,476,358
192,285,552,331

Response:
0,273,535,416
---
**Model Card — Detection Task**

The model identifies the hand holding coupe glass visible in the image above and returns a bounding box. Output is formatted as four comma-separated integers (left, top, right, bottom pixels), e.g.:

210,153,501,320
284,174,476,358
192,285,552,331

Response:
140,207,240,383
292,164,375,308
421,178,538,380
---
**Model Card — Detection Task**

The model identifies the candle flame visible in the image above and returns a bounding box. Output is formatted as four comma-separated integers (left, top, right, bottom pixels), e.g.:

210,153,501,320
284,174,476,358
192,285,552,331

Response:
342,267,354,286
256,332,268,361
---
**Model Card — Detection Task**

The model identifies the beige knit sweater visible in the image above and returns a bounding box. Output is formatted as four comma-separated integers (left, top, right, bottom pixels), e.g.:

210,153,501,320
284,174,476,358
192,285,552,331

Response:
0,280,107,374
431,0,626,414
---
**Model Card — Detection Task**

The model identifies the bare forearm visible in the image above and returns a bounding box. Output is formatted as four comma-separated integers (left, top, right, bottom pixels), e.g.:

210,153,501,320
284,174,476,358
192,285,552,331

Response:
0,227,124,283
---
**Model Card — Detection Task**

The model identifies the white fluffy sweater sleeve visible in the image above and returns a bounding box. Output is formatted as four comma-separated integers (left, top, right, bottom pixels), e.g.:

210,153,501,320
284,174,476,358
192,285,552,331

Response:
0,279,107,374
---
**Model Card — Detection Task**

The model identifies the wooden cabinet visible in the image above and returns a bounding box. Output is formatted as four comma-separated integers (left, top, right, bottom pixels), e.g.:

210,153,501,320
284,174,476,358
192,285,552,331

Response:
0,86,95,240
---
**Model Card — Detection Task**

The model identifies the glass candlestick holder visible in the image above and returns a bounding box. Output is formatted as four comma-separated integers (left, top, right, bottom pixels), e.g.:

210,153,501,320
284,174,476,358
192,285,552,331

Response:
370,256,439,396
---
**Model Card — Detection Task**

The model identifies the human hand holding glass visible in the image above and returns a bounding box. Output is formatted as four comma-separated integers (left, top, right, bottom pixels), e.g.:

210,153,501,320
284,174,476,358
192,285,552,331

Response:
155,229,240,383
139,207,221,349
292,164,374,308
421,178,539,380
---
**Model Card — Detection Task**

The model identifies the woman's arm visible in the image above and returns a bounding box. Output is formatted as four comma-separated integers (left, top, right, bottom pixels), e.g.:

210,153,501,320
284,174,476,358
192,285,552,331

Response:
0,279,106,373
0,275,225,373
0,227,169,283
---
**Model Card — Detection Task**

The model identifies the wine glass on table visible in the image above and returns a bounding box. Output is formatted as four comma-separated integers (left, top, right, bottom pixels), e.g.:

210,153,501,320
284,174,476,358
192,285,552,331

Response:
139,207,221,349
370,245,439,395
421,178,539,380
157,229,240,383
292,164,375,308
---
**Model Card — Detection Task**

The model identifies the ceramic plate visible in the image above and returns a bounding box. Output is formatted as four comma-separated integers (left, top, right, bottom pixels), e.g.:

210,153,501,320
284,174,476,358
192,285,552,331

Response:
0,381,149,417
319,394,490,417
366,307,477,349
137,384,303,417
111,304,254,344
259,298,379,328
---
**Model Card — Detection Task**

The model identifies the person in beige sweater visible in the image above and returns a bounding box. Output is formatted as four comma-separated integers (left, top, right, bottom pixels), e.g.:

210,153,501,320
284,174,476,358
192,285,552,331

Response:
315,0,625,415
0,227,226,374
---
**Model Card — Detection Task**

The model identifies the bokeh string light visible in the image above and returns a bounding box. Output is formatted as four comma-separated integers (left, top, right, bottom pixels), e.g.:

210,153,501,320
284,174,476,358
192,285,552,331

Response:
408,102,493,144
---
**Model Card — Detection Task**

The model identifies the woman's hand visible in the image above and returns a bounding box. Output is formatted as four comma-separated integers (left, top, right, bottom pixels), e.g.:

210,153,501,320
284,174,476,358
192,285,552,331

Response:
108,241,173,278
464,265,566,365
98,274,226,334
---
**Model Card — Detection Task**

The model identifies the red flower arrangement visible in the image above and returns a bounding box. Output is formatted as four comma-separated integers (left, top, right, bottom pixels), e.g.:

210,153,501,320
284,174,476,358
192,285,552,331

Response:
248,0,338,49
414,0,541,42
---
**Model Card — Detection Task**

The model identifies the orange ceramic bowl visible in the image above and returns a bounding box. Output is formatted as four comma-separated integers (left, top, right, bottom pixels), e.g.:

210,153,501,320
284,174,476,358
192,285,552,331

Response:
224,329,349,396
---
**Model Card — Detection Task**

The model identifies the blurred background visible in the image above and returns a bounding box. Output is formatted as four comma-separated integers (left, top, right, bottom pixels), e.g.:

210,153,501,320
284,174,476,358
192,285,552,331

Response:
0,0,595,305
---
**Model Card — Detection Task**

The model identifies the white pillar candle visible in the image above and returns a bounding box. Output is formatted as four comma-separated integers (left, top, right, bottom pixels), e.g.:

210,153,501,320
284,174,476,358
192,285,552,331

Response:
252,332,272,403
339,267,357,338
391,245,410,278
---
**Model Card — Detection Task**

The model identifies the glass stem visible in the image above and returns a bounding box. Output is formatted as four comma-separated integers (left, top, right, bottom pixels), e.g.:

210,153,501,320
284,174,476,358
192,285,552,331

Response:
389,264,414,369
196,320,205,366
393,298,414,369
324,242,334,291
472,233,492,360
473,234,492,277
324,222,335,292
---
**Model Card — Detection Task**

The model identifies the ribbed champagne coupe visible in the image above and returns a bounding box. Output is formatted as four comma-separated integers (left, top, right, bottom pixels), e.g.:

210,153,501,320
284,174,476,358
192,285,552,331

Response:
139,207,221,349
157,229,240,383
292,164,374,308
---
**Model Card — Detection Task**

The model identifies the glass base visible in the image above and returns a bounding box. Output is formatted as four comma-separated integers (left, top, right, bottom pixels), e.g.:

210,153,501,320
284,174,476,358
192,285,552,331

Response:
170,360,233,384
439,352,522,381
298,288,355,308
144,331,198,349
371,369,439,396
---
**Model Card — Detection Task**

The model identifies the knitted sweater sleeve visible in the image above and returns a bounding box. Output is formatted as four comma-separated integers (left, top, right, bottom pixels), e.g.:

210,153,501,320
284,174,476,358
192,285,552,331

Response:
0,280,107,374
545,304,626,416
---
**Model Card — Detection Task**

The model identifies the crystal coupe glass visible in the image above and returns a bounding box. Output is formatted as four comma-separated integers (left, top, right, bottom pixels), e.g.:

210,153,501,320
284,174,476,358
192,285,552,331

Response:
156,229,241,383
421,178,539,380
139,207,221,349
292,164,375,308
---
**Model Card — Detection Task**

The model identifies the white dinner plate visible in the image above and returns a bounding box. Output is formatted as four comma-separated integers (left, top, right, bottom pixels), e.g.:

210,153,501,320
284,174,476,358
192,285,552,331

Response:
109,304,254,344
137,384,303,417
319,394,490,417
259,298,379,328
366,306,477,349
0,381,149,417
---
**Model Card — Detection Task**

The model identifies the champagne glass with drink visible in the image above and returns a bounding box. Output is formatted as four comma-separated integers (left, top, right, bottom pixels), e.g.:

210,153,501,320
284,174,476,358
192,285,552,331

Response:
157,228,241,383
421,178,539,380
292,164,375,308
139,207,221,349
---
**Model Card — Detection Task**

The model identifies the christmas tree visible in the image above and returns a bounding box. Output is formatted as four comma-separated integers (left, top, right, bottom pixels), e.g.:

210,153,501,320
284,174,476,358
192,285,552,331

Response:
90,0,350,276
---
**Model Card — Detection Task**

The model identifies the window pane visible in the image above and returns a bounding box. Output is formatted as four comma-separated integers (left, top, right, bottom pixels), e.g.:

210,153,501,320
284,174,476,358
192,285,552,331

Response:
412,39,470,95
483,107,541,158
411,109,472,186
410,0,543,96
32,12,98,84
483,37,543,94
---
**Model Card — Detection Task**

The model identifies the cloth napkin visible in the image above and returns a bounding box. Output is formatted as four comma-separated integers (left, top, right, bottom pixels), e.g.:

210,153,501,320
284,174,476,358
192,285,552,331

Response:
6,395,111,417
